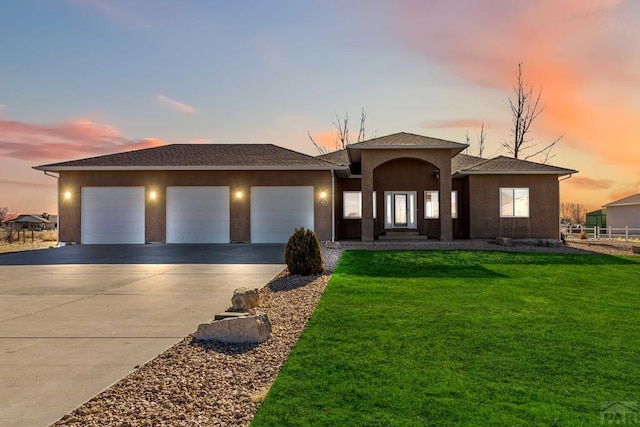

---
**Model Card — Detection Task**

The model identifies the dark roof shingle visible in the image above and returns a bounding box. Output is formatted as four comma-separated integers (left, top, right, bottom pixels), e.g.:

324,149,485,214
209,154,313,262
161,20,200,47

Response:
317,149,349,166
348,132,467,150
35,144,338,170
455,155,577,175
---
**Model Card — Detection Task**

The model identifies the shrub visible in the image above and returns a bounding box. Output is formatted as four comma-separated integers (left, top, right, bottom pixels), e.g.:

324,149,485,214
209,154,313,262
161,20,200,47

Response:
579,230,587,240
284,227,324,275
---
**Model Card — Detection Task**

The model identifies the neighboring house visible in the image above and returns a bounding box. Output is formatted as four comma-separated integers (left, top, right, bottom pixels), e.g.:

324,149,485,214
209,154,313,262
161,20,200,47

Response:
5,214,57,231
33,132,577,245
603,194,640,229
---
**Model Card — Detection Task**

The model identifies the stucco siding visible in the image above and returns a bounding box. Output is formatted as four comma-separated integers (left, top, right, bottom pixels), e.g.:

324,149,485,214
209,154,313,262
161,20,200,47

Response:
58,170,332,244
468,174,559,239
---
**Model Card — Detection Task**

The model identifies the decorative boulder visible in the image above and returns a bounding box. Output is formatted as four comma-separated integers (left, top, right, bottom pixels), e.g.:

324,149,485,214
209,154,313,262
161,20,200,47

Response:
194,313,272,343
496,237,513,247
231,287,261,311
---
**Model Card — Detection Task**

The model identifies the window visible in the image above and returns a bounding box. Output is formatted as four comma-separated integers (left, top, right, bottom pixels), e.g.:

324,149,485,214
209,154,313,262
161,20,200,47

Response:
424,191,458,218
500,188,529,217
342,191,377,219
425,191,439,218
451,191,458,219
343,191,362,218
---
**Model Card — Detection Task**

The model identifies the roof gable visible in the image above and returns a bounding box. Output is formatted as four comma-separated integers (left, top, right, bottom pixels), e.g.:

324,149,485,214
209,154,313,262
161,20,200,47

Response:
451,153,489,174
604,193,640,207
317,149,349,166
348,132,467,150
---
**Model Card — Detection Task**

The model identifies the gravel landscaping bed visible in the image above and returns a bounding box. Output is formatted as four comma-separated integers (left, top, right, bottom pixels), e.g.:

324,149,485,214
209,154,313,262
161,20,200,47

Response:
52,240,635,426
53,248,343,427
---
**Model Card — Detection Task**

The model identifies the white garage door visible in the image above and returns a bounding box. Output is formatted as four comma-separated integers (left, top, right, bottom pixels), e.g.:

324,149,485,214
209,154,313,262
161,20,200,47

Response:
251,186,314,243
166,186,230,243
81,187,145,244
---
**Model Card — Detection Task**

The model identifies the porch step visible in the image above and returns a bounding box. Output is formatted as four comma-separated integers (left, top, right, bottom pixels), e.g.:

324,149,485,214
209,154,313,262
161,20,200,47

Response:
379,232,428,241
384,231,419,237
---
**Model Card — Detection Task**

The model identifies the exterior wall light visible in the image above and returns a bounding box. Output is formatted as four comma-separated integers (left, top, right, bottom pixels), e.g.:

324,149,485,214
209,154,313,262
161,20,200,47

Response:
64,191,71,200
434,169,440,179
319,191,327,200
235,191,243,199
149,191,157,200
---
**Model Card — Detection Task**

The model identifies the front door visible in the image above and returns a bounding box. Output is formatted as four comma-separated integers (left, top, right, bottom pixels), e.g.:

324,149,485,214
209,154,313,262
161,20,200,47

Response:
384,191,417,229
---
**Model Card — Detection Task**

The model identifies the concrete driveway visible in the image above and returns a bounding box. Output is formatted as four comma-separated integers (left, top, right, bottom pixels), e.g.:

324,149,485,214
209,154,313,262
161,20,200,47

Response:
0,244,285,427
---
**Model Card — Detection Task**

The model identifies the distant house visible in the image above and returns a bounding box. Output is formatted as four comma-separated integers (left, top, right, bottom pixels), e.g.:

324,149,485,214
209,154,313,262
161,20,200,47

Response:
603,194,640,229
5,214,57,231
33,132,577,244
585,209,606,228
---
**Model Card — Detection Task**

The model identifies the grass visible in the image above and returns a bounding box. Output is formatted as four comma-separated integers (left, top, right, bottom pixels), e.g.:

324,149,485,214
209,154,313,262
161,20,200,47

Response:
252,250,640,426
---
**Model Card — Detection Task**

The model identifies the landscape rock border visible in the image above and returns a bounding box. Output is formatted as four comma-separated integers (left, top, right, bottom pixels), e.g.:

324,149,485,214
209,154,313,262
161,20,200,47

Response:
52,241,635,426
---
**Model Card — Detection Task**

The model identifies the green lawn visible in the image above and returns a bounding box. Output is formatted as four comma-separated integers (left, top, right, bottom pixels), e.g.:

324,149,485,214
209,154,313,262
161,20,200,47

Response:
252,250,640,426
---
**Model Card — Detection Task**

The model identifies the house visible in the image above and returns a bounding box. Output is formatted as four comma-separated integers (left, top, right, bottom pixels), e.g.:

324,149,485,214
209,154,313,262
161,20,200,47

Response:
603,193,640,229
4,214,57,231
33,132,577,245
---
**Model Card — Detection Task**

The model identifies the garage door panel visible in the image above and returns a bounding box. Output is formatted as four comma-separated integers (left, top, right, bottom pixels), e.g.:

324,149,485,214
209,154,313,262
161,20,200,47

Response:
251,187,314,243
166,187,230,243
81,187,145,244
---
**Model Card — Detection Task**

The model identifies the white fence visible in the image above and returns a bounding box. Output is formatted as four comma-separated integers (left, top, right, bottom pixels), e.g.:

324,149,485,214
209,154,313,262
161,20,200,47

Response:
562,225,640,241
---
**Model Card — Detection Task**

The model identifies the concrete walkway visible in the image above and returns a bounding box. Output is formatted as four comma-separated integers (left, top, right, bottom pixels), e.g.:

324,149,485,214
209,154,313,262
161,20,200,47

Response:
0,262,284,427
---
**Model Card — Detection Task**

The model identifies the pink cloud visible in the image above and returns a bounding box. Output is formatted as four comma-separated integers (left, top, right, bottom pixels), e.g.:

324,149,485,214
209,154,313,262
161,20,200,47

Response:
567,176,615,190
0,118,167,162
395,0,640,171
0,179,55,189
157,94,196,113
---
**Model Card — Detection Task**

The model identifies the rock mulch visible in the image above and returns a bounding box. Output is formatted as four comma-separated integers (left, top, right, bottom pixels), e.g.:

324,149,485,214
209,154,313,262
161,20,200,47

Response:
52,241,636,426
53,262,337,427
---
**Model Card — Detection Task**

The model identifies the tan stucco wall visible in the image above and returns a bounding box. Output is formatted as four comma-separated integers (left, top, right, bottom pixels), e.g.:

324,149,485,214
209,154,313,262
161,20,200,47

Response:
606,205,640,229
58,170,332,243
467,174,560,239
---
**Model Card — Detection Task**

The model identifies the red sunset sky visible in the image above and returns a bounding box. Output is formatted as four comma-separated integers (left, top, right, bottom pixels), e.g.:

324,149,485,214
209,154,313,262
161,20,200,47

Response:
1,1,638,216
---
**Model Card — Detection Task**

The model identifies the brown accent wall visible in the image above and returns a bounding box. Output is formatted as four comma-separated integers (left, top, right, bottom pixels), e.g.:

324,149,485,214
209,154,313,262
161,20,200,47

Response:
360,149,454,241
452,178,468,239
58,170,332,243
372,158,440,238
335,178,361,240
468,174,560,239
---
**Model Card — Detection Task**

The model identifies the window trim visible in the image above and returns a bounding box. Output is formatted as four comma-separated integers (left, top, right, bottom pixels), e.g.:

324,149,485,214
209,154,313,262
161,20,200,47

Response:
499,187,530,218
342,191,377,220
424,190,458,219
451,190,458,219
424,190,439,219
343,191,362,219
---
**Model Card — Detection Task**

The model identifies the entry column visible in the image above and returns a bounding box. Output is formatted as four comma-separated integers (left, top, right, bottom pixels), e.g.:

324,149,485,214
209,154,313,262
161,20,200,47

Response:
361,155,374,242
438,163,453,241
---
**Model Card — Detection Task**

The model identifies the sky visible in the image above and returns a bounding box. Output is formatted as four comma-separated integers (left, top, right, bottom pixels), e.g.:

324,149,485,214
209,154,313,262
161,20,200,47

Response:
1,0,639,216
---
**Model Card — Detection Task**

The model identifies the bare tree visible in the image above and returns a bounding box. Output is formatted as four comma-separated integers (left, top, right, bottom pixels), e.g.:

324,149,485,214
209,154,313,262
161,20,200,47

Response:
0,207,7,225
501,62,561,163
464,123,486,157
477,122,486,158
561,202,586,224
309,108,367,154
571,203,586,224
